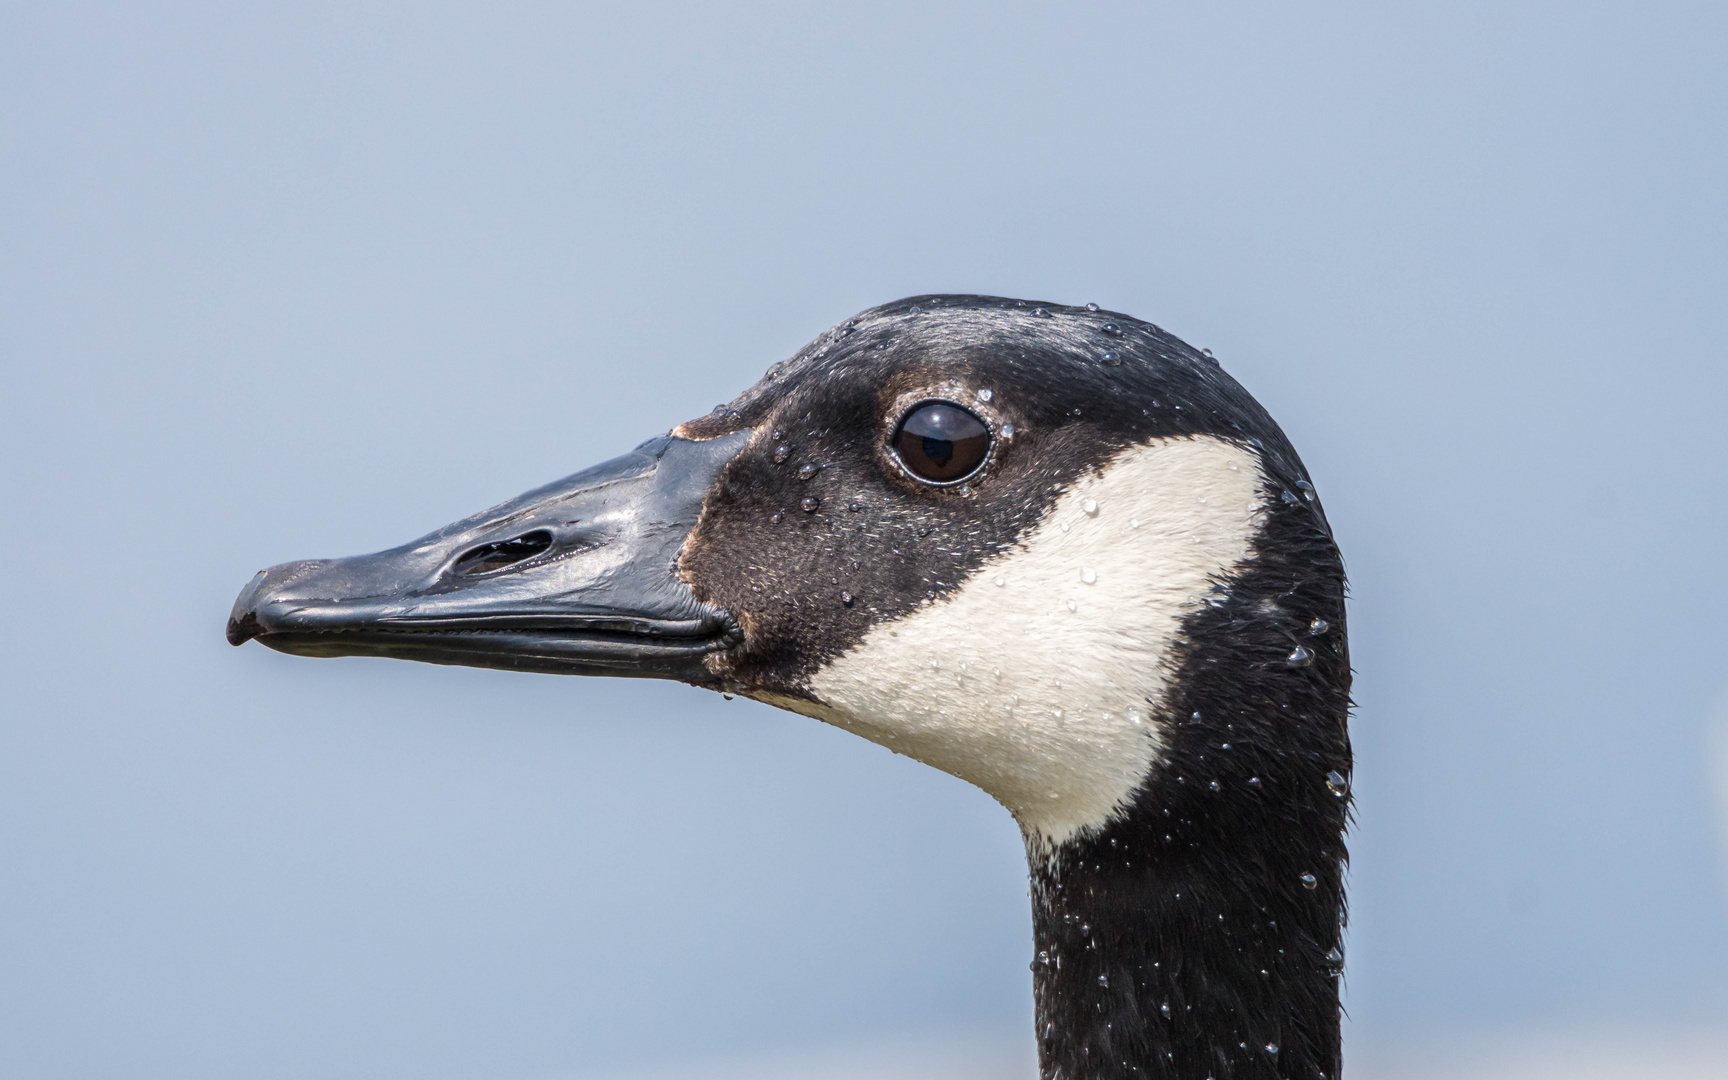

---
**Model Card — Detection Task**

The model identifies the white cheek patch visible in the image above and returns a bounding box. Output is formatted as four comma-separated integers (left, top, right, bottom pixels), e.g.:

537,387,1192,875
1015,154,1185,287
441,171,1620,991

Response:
785,436,1269,848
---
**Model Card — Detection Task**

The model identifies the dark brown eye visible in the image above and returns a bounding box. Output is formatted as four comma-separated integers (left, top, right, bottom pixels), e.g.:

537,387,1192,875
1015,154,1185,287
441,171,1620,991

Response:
894,402,990,483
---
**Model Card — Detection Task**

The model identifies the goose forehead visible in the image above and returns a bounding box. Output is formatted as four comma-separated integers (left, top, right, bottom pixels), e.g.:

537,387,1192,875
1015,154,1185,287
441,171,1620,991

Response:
793,435,1269,847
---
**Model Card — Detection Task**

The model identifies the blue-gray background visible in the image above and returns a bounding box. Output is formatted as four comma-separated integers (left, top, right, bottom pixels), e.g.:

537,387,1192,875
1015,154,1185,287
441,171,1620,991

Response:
4,3,1725,1078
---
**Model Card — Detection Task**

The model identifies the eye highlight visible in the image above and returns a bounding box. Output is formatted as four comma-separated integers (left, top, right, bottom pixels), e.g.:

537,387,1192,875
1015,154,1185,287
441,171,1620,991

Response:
893,401,991,484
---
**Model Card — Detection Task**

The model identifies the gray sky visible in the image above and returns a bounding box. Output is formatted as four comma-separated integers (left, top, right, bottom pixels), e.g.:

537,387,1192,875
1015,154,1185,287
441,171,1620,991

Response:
3,3,1726,1078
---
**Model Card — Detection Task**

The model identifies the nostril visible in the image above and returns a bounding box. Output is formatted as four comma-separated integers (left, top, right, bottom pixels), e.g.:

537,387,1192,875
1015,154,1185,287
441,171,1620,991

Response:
452,529,555,577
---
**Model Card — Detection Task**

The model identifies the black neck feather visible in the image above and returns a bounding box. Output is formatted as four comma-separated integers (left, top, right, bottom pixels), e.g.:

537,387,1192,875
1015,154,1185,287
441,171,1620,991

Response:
1029,487,1352,1080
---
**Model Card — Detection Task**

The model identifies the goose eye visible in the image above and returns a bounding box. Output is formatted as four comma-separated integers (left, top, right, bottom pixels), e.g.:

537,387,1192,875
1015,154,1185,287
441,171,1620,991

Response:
894,402,990,483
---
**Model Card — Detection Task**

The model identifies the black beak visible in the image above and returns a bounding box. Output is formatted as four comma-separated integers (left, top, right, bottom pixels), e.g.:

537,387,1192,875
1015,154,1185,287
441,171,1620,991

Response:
226,430,752,680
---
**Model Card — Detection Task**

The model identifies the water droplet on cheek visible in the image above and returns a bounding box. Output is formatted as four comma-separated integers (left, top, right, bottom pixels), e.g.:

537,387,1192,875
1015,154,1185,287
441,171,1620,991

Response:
976,388,993,402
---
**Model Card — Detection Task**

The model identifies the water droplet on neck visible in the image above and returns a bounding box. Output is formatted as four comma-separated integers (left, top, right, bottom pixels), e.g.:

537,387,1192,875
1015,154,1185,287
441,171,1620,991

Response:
1326,770,1349,796
1287,645,1314,667
1309,617,1330,635
1086,302,1100,312
1300,872,1318,889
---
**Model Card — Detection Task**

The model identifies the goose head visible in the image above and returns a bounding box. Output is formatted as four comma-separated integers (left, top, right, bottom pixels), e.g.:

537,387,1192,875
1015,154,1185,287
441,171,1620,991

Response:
229,294,1352,1079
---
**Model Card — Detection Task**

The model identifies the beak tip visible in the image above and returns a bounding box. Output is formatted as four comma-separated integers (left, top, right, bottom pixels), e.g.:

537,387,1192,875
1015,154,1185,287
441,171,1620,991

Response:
226,611,261,647
227,569,270,646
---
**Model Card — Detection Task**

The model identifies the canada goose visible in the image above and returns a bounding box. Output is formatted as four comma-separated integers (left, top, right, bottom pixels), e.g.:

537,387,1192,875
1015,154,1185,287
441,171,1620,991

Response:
228,295,1352,1080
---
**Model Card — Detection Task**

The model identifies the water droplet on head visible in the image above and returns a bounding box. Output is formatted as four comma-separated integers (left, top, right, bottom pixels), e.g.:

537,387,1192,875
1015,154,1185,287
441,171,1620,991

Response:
797,463,821,481
1249,776,1261,787
993,575,1006,587
1081,568,1097,584
1066,599,1078,612
1309,617,1330,635
976,388,993,402
1300,872,1318,890
801,497,820,513
1102,322,1121,335
1097,973,1109,987
1127,708,1143,725
1209,780,1221,792
1000,423,1015,437
841,591,854,607
1086,302,1100,312
1101,350,1121,366
908,304,921,314
770,512,783,524
1160,1003,1172,1019
1326,946,1344,965
773,444,791,464
1052,707,1063,719
1264,1043,1280,1056
1287,645,1314,667
722,692,734,700
1129,519,1140,529
1326,770,1349,796
1083,499,1099,516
